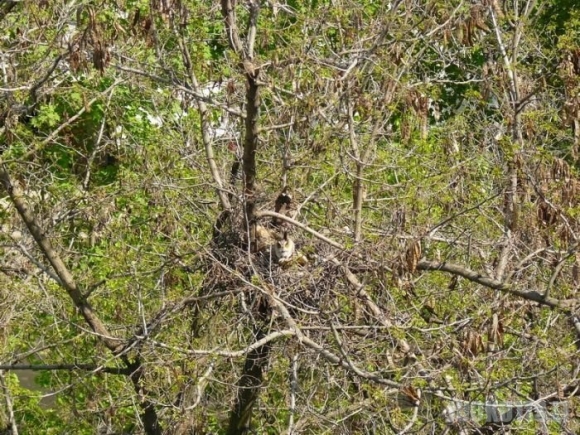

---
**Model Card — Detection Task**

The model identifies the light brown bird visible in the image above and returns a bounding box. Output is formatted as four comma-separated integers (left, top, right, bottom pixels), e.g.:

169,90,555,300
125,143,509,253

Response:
273,232,295,263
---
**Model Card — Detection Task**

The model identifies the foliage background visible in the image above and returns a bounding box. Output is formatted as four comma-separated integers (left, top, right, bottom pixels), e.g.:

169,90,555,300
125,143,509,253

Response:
1,0,580,433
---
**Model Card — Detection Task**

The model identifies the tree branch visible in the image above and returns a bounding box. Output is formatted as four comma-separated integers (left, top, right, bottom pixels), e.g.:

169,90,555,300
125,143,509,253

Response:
347,96,364,243
0,165,164,435
113,64,245,119
255,210,344,249
172,19,231,211
417,259,574,310
0,364,130,375
0,370,18,435
221,0,244,54
246,1,259,58
0,166,123,352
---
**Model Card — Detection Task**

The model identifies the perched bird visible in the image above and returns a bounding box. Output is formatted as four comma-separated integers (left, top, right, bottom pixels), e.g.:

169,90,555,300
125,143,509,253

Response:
273,232,295,263
254,224,275,253
273,187,295,226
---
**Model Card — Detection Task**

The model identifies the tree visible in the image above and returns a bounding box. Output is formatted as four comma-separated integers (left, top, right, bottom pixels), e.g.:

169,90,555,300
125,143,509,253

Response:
1,0,579,433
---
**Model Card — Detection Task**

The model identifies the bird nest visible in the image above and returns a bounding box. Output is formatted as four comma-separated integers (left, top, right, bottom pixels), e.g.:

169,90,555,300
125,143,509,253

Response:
194,213,359,334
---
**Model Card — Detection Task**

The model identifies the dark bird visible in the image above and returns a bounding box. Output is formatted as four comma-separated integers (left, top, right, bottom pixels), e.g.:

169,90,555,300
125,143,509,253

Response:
273,187,294,226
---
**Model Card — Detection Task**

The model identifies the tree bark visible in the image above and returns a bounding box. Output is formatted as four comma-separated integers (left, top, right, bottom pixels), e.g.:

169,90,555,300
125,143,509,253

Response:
227,325,272,434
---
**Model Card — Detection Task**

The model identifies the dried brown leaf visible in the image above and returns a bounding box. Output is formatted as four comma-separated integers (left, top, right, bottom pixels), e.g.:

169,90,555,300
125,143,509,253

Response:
405,239,422,273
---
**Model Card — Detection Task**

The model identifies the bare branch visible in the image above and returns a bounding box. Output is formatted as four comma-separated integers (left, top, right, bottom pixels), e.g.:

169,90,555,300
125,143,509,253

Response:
148,330,295,358
299,335,400,388
30,54,64,105
347,96,364,243
255,210,344,249
0,364,130,375
246,1,260,58
0,370,18,435
172,20,232,211
0,167,123,353
417,259,574,310
3,80,121,164
221,0,244,54
113,64,245,118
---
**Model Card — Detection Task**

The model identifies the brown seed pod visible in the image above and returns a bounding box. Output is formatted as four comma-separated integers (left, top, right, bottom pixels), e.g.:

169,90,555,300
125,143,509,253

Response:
537,201,558,227
487,314,504,349
405,239,422,273
461,329,484,357
552,158,570,181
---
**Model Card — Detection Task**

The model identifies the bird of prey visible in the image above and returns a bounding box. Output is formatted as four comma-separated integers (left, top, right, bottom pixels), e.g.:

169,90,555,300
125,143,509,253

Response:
273,231,295,263
273,187,295,226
